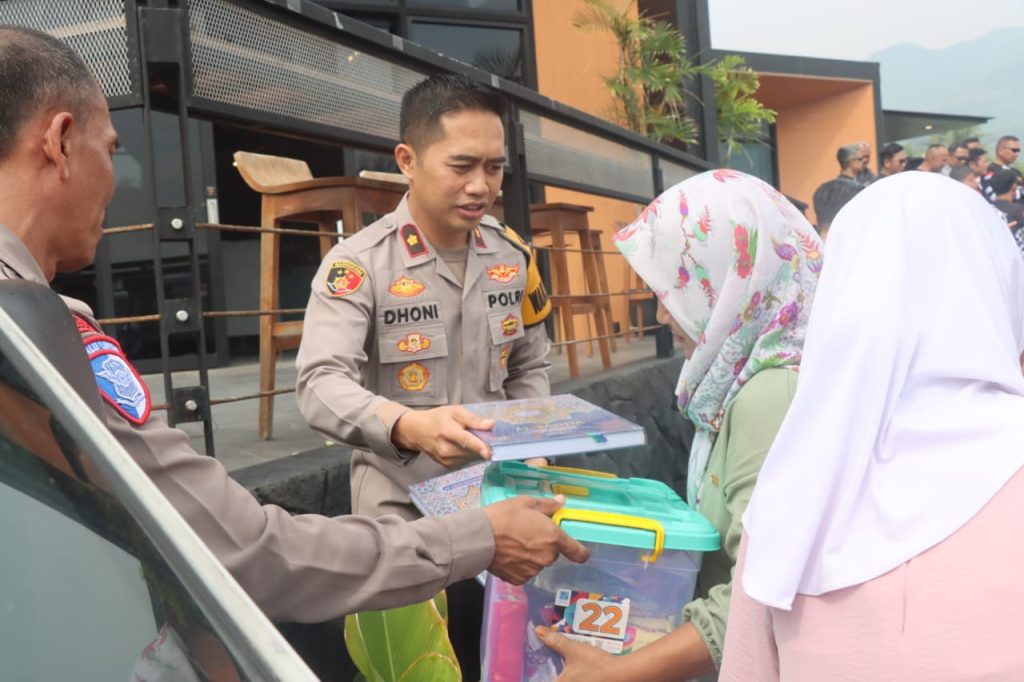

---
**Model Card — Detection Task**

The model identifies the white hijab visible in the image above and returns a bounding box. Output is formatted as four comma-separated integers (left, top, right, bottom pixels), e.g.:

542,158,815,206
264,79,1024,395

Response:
741,171,1024,610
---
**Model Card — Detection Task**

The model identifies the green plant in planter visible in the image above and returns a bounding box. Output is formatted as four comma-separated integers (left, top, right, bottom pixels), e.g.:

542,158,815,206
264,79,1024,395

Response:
705,54,777,164
344,591,460,682
573,0,702,146
573,0,776,164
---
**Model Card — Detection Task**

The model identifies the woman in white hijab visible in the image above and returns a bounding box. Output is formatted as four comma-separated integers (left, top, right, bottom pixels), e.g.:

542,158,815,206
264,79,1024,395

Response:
721,172,1024,681
537,169,823,680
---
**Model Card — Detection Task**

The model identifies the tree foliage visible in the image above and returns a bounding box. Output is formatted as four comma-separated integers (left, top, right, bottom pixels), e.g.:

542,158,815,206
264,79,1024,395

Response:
573,0,775,160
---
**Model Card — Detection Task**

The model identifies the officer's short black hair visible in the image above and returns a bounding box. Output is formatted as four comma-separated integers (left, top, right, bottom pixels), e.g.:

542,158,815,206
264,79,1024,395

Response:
879,142,904,165
400,73,507,150
950,165,976,183
968,148,989,165
988,168,1018,196
0,25,99,162
997,135,1020,151
961,136,981,147
813,178,862,233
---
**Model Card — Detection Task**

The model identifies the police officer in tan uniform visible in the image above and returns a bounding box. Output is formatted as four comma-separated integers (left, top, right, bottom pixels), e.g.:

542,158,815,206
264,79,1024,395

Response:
296,74,553,519
0,26,586,626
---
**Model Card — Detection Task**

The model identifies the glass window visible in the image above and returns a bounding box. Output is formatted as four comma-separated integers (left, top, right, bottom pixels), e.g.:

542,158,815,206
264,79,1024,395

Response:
726,142,776,186
408,22,524,83
0,382,249,680
407,0,520,10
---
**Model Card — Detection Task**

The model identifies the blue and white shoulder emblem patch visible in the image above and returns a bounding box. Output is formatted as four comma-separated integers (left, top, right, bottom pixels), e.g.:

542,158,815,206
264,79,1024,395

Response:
89,346,151,425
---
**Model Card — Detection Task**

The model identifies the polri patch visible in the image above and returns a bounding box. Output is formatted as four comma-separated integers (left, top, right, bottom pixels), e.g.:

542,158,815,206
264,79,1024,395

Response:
501,313,520,337
487,263,520,283
325,260,366,297
397,332,432,354
400,223,429,258
89,347,151,425
389,276,426,297
487,288,524,310
397,362,429,392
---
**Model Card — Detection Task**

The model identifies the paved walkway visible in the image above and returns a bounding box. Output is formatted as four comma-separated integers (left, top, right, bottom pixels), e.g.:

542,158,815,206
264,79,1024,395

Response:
142,336,666,471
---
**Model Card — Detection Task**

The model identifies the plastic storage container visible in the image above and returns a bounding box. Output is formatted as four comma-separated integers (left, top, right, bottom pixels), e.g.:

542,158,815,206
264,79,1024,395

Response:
480,462,720,682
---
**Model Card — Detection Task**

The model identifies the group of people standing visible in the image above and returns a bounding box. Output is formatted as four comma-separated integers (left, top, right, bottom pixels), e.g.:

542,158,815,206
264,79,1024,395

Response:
3,23,1024,682
816,137,1024,258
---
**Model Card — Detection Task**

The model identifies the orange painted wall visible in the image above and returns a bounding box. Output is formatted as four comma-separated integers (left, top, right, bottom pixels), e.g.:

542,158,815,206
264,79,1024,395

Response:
531,1,645,342
532,0,635,118
770,81,877,223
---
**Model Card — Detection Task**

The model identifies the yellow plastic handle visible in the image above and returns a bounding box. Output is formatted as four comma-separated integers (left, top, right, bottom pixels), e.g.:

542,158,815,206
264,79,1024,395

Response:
552,508,665,564
539,464,618,479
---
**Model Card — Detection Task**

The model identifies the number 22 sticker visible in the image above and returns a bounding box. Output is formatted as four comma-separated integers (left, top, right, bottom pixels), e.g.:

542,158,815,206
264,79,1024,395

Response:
570,598,631,641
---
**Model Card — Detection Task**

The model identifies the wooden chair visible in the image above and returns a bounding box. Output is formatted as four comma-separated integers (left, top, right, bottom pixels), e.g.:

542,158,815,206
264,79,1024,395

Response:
613,220,650,343
528,203,613,378
234,151,407,439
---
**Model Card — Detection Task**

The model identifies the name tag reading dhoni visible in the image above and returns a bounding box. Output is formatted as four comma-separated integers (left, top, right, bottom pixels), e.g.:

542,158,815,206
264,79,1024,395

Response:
382,302,440,326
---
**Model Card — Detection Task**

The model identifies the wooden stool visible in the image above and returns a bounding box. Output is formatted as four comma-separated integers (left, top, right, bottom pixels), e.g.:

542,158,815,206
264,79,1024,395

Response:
528,203,613,378
234,152,407,439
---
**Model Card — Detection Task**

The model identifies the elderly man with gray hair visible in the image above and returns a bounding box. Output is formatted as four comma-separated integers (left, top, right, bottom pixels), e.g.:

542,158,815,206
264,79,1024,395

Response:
854,141,876,185
836,144,867,185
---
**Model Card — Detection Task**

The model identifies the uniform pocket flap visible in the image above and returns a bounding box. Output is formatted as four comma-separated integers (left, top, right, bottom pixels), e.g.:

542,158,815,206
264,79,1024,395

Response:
378,322,449,363
487,310,525,345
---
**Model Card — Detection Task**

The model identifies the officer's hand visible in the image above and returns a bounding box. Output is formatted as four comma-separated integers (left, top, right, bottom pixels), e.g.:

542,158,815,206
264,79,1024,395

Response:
483,495,590,585
392,406,494,469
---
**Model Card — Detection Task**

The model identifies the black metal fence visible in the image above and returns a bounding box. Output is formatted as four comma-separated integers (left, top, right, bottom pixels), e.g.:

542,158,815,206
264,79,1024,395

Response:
1,0,711,456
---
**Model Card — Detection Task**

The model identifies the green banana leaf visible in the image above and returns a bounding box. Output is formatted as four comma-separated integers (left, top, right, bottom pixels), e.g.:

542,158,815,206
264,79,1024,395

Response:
345,592,461,682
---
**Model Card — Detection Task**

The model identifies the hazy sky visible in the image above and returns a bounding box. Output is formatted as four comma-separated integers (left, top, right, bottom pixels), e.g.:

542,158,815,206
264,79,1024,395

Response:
709,0,1024,61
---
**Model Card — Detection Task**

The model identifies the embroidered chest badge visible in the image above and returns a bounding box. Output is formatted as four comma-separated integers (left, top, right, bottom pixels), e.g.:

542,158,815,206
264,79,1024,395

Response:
397,332,432,354
325,260,366,297
389,276,426,297
400,223,429,258
88,342,152,425
397,362,429,392
501,313,520,337
487,263,520,283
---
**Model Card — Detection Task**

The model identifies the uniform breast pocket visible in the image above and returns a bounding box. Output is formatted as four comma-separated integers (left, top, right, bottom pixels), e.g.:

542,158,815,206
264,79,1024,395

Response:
377,322,450,406
486,310,524,392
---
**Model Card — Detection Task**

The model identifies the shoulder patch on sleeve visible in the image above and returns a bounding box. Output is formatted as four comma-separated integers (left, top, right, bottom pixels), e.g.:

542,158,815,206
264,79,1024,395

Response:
88,345,152,425
325,260,367,297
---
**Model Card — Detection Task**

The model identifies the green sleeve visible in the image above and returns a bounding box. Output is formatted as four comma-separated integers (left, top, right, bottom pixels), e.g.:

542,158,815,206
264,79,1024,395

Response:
682,369,797,668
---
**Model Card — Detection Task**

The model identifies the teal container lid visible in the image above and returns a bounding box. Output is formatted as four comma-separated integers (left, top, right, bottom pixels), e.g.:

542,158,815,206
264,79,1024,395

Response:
481,461,719,554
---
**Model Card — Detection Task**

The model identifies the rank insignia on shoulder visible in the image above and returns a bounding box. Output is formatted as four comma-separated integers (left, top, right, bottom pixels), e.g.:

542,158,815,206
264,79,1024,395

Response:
400,223,429,258
88,345,151,425
501,313,520,337
397,362,429,392
487,263,520,283
325,260,366,297
397,332,431,354
389,276,426,297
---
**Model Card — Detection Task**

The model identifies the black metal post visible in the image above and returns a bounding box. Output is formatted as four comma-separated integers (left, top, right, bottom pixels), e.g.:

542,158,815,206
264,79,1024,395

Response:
137,1,215,456
651,157,674,359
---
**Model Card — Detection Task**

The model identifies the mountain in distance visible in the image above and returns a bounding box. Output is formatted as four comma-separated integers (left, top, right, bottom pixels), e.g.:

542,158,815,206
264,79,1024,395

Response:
870,26,1024,145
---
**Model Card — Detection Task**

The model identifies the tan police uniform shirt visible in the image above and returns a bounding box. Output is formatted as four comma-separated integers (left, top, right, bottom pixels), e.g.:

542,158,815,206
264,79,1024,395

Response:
0,223,494,623
295,195,551,519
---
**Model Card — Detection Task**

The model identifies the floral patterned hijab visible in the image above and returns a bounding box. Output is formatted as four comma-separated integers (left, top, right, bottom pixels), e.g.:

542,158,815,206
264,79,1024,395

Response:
614,170,823,504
